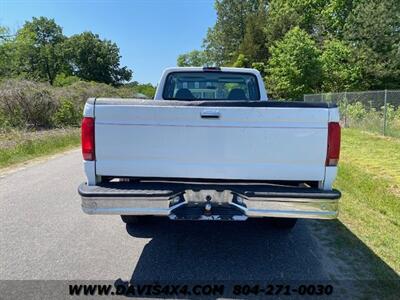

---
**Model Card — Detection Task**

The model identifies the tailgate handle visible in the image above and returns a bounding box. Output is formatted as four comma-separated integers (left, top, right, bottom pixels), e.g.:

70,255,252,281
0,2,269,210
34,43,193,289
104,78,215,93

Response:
201,110,220,119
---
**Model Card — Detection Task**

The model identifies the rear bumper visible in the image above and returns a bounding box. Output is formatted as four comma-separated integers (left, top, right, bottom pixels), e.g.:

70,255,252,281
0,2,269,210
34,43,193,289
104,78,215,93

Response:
78,182,341,220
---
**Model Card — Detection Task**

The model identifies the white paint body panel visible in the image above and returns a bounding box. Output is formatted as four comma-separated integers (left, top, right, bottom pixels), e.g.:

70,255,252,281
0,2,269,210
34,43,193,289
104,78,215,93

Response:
94,103,330,182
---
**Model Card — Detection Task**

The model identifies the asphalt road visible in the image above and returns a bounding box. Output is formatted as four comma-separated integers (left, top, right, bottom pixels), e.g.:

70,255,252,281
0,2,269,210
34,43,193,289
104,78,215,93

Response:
1,150,398,298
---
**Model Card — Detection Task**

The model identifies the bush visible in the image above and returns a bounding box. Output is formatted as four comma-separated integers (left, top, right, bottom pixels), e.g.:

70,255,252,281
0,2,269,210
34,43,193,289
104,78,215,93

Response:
0,78,155,130
384,104,400,123
0,80,58,128
53,74,81,87
338,101,400,137
53,100,81,127
396,108,400,123
0,110,9,129
346,101,367,120
53,81,120,107
385,104,400,135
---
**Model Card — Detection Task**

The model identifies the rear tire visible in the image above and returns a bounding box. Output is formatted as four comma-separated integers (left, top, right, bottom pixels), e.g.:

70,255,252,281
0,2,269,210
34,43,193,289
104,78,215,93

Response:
272,218,298,230
120,215,147,225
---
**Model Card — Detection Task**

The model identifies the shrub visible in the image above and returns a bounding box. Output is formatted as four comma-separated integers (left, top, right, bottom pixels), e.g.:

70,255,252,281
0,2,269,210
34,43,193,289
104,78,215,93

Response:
53,74,81,87
0,79,155,130
339,101,383,133
384,104,400,123
53,100,81,127
346,102,367,121
0,80,58,128
396,108,400,122
53,81,119,107
385,104,400,135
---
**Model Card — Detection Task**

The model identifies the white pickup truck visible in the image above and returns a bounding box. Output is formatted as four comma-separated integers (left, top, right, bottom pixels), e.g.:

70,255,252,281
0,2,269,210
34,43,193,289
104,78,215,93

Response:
78,67,341,229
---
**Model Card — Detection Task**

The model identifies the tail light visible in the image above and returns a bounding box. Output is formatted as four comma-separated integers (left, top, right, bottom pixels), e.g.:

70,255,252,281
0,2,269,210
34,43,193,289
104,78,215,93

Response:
326,122,341,166
81,117,95,161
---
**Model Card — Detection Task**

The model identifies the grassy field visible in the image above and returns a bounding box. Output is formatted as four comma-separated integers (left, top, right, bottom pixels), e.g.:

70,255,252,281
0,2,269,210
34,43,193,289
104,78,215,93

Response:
335,129,400,273
0,128,80,169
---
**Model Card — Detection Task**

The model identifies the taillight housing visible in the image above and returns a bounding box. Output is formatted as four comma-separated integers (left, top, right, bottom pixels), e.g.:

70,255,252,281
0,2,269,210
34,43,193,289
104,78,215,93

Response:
81,117,95,161
326,122,341,166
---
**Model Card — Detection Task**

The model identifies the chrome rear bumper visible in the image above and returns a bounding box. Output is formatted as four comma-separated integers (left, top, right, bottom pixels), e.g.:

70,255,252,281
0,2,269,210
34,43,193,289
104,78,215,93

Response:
78,182,340,220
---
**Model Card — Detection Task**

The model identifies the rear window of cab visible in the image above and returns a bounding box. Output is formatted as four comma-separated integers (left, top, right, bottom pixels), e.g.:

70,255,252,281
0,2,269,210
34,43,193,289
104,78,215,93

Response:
163,72,260,101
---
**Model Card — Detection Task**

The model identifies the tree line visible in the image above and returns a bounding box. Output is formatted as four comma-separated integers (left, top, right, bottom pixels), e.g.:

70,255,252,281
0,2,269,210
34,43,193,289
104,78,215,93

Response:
0,17,157,130
177,0,400,100
0,17,132,86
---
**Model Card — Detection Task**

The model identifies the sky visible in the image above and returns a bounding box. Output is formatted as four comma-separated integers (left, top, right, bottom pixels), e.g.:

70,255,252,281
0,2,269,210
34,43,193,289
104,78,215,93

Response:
0,0,217,84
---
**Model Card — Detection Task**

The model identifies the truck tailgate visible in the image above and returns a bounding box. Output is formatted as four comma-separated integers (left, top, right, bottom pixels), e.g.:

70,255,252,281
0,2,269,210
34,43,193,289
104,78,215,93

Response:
93,99,330,181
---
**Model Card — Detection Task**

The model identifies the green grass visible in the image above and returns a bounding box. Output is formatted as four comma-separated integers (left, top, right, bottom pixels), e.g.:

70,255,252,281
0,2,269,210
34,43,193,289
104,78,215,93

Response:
0,128,80,169
335,129,400,273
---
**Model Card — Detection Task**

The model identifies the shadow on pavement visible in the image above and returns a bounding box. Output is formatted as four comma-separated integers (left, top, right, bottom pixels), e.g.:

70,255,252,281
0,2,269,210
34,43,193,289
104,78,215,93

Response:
114,218,399,298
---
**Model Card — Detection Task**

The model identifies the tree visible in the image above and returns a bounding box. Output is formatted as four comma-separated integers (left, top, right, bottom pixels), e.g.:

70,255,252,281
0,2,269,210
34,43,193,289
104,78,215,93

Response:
265,0,324,44
203,0,266,65
177,50,209,67
64,32,132,85
265,0,356,45
180,0,400,93
344,0,400,89
320,39,362,92
13,17,67,85
1,18,134,86
266,27,322,100
318,0,356,39
0,25,12,41
232,54,251,68
0,26,15,78
239,8,269,63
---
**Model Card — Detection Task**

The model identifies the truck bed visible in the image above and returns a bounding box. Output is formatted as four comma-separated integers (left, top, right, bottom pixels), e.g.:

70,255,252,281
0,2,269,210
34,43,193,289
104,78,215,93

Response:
91,98,337,183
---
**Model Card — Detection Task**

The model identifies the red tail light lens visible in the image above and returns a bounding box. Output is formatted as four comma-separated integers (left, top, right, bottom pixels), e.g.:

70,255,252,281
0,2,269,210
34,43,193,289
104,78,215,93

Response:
81,117,95,161
326,122,341,166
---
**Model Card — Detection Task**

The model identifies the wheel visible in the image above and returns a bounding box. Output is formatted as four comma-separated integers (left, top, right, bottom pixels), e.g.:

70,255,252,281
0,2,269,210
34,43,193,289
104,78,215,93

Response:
120,215,148,224
272,218,298,230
